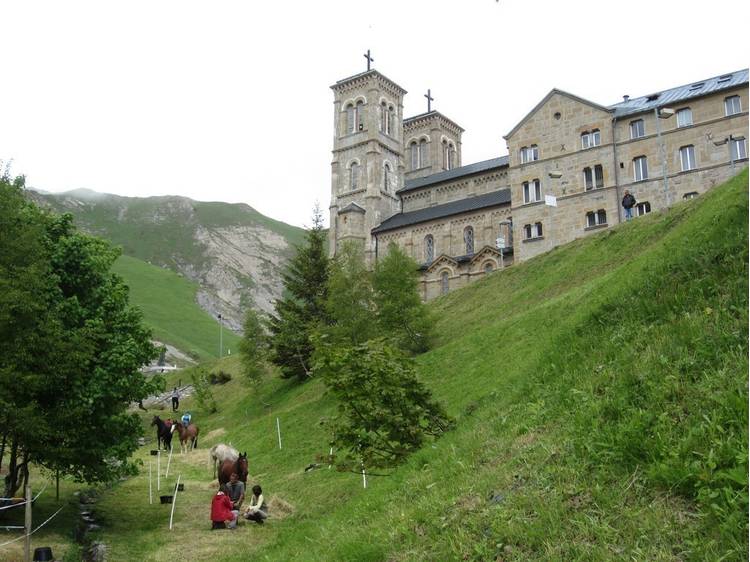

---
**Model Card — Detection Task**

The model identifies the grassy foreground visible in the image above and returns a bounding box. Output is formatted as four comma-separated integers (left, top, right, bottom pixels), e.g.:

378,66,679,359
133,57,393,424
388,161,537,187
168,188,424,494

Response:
111,254,240,360
4,170,746,561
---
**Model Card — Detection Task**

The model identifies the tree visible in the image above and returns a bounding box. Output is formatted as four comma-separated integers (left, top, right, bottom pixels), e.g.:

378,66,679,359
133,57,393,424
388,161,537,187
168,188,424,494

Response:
314,338,453,472
323,241,377,345
0,173,159,498
238,307,268,384
373,243,433,353
268,204,329,380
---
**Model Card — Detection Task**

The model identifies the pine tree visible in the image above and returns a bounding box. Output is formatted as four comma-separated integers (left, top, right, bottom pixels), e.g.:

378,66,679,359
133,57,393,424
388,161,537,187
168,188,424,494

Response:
268,204,329,380
238,307,268,384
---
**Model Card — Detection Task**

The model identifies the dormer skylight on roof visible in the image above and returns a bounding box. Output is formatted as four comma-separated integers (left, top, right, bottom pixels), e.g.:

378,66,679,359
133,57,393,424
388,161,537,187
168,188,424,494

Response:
689,82,705,91
646,93,660,101
717,74,733,83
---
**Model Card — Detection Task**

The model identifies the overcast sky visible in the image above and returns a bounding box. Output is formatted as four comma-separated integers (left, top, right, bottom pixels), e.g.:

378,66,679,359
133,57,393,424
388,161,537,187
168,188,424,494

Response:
2,0,747,228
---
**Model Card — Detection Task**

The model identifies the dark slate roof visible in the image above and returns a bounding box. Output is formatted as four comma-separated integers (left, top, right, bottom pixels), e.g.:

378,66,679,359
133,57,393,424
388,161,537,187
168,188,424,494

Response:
609,69,748,118
372,189,511,234
397,156,509,194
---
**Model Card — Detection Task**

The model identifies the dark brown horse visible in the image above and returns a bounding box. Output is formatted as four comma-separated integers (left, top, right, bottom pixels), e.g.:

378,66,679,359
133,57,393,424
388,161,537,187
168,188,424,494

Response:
151,415,173,450
218,452,248,486
172,421,199,454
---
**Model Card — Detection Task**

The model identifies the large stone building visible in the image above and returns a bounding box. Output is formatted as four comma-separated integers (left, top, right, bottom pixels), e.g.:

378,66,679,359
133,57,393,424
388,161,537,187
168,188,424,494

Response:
328,65,748,300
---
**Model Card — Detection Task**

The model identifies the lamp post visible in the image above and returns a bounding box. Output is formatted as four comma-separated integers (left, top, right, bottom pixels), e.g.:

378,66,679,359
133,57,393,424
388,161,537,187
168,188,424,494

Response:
218,314,223,358
654,106,674,207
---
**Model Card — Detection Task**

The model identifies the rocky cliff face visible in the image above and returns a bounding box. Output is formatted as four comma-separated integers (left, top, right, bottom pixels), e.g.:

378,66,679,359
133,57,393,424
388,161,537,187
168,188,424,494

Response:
28,188,305,331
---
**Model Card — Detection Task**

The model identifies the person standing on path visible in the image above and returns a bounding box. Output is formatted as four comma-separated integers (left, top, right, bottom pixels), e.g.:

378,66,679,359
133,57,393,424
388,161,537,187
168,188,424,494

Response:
171,387,180,412
622,190,636,221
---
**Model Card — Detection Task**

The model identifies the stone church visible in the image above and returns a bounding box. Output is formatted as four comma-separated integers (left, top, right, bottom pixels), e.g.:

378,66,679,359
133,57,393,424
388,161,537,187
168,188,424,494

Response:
328,60,748,300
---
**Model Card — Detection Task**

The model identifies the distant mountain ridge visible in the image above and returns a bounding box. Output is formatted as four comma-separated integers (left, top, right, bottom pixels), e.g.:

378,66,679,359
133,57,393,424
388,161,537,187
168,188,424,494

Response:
27,188,306,331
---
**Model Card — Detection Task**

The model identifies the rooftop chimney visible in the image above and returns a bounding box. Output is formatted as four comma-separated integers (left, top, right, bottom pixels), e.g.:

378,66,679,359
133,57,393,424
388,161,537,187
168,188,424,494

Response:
623,95,630,102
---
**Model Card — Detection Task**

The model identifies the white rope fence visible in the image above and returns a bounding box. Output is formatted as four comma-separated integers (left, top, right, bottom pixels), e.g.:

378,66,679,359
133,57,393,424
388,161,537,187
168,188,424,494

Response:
0,483,48,513
0,506,64,549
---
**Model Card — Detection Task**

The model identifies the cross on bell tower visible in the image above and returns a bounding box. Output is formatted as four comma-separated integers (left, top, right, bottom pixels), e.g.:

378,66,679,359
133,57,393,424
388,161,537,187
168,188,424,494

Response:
424,89,434,112
363,49,374,71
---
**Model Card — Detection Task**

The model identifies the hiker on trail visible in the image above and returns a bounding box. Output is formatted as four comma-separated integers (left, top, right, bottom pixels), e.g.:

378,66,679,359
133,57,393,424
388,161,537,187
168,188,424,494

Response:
224,472,245,510
171,387,180,412
243,484,268,524
210,487,238,529
622,190,636,221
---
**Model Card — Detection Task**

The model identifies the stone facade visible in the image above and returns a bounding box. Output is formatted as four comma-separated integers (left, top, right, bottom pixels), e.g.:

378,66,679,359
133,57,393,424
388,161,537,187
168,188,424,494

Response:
328,67,748,299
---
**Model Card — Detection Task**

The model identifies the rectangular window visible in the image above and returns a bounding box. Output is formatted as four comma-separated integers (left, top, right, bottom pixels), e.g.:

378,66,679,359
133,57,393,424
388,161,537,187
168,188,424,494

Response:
581,133,590,150
520,147,529,164
630,119,645,139
731,138,748,160
591,129,600,146
530,145,539,161
523,180,541,203
583,167,593,190
676,108,693,127
594,165,604,188
524,223,543,239
680,145,696,171
636,201,651,216
586,210,607,228
633,156,648,181
725,95,742,116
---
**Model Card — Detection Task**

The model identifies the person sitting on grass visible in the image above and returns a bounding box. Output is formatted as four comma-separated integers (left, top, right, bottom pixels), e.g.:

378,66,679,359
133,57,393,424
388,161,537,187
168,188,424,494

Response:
224,472,245,510
243,484,268,524
210,487,238,529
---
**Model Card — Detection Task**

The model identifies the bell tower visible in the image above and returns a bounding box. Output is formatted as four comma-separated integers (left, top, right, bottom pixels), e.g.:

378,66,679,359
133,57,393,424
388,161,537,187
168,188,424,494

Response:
329,54,407,265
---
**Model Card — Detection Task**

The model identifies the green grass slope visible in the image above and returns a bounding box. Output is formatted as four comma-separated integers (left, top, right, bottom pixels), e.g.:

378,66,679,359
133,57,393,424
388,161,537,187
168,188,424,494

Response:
29,171,745,562
112,254,240,360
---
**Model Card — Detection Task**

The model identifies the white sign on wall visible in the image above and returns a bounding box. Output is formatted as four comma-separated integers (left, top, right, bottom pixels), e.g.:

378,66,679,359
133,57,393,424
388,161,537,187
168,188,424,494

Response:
545,195,558,207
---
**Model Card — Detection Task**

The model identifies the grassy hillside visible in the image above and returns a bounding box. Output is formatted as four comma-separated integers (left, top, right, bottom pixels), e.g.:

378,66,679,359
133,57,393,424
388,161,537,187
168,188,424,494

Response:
112,254,240,360
11,171,745,561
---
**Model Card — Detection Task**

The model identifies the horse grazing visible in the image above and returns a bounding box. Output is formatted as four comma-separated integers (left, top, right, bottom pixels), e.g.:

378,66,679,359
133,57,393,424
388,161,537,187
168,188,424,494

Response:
151,415,173,450
209,443,239,478
172,421,200,454
218,452,248,486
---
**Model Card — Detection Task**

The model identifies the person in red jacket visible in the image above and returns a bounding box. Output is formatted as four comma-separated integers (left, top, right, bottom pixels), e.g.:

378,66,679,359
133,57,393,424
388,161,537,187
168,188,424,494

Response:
210,489,238,529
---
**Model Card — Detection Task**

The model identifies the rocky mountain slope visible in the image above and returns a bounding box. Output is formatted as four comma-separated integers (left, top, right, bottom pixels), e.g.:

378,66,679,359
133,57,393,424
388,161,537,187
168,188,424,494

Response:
28,188,306,331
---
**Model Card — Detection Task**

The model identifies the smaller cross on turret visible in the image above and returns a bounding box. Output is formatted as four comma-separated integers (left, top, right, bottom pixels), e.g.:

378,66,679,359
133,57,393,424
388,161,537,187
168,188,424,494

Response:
364,49,374,71
424,89,434,112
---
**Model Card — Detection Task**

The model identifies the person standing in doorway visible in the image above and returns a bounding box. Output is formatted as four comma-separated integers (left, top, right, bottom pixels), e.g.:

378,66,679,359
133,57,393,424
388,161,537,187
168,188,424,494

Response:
171,387,180,412
622,190,636,221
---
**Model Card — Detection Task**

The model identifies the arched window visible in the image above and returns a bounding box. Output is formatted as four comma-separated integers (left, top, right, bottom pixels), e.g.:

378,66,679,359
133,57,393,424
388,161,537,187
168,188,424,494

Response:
446,143,455,170
424,234,434,263
383,162,392,192
410,142,419,170
419,139,429,167
350,162,359,190
380,102,387,133
464,226,474,255
440,271,449,295
484,262,494,273
346,104,355,134
387,105,394,136
356,100,364,131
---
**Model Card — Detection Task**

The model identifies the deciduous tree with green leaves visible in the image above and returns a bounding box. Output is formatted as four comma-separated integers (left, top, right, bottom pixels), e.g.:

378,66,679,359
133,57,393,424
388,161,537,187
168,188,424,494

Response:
0,173,160,499
373,243,433,353
268,204,329,380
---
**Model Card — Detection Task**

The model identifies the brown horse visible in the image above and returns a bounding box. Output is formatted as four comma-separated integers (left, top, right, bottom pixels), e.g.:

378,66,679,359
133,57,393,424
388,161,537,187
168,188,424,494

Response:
172,421,199,454
218,452,248,486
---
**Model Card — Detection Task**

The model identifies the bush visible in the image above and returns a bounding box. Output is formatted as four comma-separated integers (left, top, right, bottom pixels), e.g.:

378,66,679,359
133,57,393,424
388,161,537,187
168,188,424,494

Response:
209,370,232,385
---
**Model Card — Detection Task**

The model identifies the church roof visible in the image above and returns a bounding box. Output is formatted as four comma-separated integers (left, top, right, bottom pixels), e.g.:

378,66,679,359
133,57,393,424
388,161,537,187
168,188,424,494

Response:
608,68,748,118
338,202,366,214
372,188,511,234
397,156,509,194
403,110,465,134
330,69,408,95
